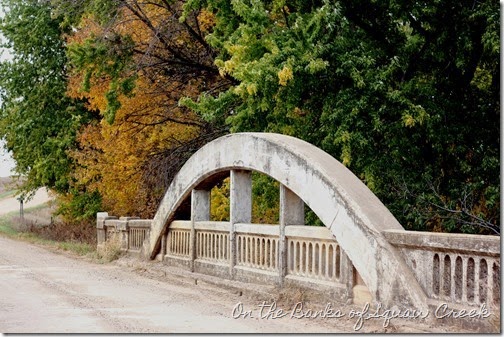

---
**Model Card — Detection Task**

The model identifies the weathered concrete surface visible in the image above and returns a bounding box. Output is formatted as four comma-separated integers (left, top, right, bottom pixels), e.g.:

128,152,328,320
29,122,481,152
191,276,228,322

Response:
383,230,501,256
383,229,501,312
147,133,428,310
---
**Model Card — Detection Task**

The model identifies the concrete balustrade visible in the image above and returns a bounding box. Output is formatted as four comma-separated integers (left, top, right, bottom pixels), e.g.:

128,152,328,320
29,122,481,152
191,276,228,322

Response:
157,219,353,298
97,213,151,253
383,230,500,309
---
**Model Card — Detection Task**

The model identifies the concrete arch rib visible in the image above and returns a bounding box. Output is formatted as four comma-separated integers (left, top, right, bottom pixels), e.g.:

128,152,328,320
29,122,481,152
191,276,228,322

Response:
147,133,427,309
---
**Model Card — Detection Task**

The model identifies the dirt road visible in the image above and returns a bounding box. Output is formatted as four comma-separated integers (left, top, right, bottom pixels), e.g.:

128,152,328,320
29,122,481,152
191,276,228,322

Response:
0,236,365,333
0,188,51,215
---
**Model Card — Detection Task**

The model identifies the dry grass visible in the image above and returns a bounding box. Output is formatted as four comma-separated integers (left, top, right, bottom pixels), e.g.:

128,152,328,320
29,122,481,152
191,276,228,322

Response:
96,234,124,262
15,217,96,246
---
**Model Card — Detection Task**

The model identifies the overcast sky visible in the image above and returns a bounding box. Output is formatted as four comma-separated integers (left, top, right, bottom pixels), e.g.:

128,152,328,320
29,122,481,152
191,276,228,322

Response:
0,10,15,178
0,139,15,177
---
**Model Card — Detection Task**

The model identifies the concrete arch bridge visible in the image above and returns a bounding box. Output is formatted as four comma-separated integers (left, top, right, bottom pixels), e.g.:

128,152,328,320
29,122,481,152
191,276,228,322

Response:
97,133,499,314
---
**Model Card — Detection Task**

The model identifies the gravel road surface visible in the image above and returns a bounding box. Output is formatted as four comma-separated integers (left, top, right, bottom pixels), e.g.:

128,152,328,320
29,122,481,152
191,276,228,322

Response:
0,236,361,333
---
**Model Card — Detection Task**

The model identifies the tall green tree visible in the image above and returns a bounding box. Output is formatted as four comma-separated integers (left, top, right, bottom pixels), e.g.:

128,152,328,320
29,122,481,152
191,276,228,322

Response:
0,0,96,199
182,0,499,234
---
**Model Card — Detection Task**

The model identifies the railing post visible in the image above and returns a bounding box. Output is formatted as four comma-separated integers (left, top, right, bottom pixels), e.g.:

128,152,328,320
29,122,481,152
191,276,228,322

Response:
159,231,166,261
118,217,139,251
279,185,305,285
191,189,211,272
96,212,109,247
341,251,355,302
230,170,252,278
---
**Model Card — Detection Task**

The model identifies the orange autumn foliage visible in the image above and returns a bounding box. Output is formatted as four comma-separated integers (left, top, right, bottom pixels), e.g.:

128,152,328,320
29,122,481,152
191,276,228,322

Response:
66,5,220,217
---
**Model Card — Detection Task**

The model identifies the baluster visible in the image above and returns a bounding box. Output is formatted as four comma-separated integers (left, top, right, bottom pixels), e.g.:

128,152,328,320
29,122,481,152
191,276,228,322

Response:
178,231,182,255
336,245,341,279
324,243,329,279
487,258,494,305
260,238,264,269
332,244,337,280
217,233,220,260
173,231,176,255
294,241,299,274
450,254,457,301
186,231,190,256
438,254,445,299
305,242,310,275
461,257,467,302
207,232,210,259
245,236,249,265
195,232,199,258
299,242,304,275
179,231,183,255
182,231,185,255
270,239,274,269
213,233,217,260
171,231,174,255
237,236,241,264
187,231,190,256
318,243,323,278
479,258,488,304
474,258,480,304
176,231,180,255
176,231,179,255
254,237,259,267
180,231,183,255
200,232,204,258
312,243,317,277
200,232,203,258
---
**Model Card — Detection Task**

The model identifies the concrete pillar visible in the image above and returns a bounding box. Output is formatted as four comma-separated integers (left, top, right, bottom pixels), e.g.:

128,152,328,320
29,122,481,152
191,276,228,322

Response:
118,217,139,251
229,170,252,278
190,189,211,271
341,251,355,302
279,185,305,284
96,212,109,247
159,232,166,261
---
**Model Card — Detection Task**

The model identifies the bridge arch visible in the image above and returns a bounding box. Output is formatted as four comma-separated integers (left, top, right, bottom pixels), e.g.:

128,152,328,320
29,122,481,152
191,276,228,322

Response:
147,133,427,309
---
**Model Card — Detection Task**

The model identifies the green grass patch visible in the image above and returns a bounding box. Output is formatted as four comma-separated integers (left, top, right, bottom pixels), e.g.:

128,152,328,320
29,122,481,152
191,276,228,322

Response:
57,241,95,255
0,189,17,200
0,222,17,236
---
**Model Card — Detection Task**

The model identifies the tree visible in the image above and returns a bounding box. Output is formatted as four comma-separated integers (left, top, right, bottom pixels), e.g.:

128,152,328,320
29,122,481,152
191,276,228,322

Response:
181,0,499,234
0,0,97,203
60,0,231,217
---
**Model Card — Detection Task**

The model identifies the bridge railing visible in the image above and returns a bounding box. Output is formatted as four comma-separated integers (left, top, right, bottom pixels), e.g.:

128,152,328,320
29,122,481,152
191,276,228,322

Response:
97,213,500,307
97,211,500,311
98,213,356,300
97,213,152,253
159,220,353,300
383,230,500,309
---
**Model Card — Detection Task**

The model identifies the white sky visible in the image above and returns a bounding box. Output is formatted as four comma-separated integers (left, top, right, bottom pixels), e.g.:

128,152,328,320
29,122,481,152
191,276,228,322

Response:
0,139,15,177
0,16,14,178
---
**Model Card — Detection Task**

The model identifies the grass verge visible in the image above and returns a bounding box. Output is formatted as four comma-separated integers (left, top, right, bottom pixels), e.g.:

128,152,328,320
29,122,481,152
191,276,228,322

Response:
0,206,96,258
0,189,17,200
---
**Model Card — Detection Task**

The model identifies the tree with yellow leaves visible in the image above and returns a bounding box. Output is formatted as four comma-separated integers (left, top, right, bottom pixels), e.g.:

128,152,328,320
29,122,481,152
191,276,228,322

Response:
61,1,232,218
